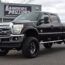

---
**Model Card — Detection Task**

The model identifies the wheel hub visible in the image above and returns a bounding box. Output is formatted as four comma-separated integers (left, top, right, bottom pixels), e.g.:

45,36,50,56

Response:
30,42,36,54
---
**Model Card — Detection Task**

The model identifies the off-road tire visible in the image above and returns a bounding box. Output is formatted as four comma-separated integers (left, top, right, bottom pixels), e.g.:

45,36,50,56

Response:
22,37,39,58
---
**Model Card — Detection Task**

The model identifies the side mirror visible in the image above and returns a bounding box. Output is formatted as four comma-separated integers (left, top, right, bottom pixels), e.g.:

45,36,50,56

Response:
37,19,44,25
44,17,49,24
37,17,49,25
39,19,44,23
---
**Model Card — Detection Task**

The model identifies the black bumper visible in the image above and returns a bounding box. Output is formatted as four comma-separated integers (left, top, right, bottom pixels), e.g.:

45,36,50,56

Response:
0,34,24,48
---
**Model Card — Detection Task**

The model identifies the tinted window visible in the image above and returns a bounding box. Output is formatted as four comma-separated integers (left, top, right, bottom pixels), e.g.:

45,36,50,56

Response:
37,13,49,25
40,13,50,23
50,15,59,23
40,13,49,19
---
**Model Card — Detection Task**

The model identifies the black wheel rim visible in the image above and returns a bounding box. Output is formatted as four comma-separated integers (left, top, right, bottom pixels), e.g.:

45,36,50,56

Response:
30,42,36,54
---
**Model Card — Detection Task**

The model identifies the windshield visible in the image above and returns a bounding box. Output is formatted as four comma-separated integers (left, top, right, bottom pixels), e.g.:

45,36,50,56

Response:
13,12,40,22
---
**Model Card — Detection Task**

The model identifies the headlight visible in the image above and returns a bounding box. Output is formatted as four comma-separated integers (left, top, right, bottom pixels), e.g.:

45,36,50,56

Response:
12,24,24,34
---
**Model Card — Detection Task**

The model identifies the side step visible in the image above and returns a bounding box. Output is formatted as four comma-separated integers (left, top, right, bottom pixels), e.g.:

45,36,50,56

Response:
40,40,63,44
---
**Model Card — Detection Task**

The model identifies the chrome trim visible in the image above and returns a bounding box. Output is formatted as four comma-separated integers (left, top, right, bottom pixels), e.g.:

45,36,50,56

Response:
40,40,63,44
39,32,65,35
10,34,24,37
0,34,24,38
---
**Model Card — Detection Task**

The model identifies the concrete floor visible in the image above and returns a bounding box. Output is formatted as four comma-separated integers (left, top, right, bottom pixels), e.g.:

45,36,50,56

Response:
0,44,65,65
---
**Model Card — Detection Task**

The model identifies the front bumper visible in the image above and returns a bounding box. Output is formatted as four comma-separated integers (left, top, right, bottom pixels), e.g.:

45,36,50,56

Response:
0,34,24,48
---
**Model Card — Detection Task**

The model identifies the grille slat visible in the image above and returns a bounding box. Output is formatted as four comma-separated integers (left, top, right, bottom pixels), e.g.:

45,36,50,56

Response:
0,28,10,36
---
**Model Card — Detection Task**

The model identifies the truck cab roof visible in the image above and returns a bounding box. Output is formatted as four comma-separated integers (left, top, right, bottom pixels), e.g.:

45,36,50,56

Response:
12,11,59,23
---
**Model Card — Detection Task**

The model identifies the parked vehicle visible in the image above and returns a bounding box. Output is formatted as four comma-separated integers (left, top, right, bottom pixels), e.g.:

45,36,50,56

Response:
0,11,65,58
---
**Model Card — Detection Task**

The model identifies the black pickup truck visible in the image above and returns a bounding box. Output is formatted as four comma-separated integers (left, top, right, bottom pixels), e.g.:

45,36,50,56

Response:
0,11,65,58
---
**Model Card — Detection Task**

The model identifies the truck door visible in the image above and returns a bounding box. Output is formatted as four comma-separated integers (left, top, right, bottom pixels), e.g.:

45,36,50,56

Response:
37,13,53,41
49,14,63,40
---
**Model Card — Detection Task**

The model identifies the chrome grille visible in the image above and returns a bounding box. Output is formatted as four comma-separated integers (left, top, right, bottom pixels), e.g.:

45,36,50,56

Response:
0,28,10,36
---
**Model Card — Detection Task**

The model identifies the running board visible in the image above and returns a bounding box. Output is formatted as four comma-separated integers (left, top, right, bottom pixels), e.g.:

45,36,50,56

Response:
40,40,63,44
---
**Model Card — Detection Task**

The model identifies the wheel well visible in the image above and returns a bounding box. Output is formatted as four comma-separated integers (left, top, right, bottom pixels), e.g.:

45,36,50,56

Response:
24,29,38,38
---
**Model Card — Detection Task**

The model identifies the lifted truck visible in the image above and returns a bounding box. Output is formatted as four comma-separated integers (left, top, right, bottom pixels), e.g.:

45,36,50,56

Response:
0,11,65,58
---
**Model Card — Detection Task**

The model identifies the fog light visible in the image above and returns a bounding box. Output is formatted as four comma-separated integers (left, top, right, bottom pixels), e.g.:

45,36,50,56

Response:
13,37,19,41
